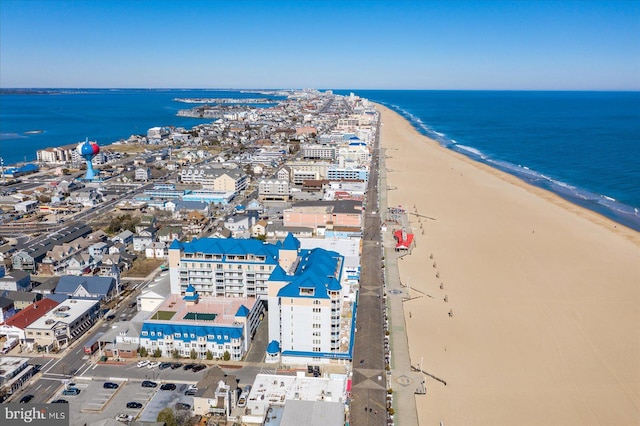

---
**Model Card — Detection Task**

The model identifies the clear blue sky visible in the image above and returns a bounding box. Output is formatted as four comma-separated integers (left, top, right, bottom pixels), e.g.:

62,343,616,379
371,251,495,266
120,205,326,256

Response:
1,0,638,90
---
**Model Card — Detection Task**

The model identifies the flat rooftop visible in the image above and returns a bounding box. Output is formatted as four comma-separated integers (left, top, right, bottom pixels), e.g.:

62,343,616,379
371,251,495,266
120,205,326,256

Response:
245,373,347,418
28,299,98,329
148,294,258,326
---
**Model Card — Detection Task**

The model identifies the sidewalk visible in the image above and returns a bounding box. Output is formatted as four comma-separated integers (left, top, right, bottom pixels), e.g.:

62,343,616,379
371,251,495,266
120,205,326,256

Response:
379,147,422,426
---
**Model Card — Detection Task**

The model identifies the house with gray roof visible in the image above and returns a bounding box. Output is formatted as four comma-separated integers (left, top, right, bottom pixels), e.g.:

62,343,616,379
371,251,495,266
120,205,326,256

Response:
53,275,117,302
0,270,31,292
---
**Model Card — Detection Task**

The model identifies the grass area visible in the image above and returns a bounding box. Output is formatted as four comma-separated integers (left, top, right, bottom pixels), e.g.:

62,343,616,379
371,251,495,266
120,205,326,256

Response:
123,258,164,278
151,311,175,320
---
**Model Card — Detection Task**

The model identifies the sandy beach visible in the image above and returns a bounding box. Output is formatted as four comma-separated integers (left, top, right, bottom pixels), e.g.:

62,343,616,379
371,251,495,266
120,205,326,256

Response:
377,104,640,426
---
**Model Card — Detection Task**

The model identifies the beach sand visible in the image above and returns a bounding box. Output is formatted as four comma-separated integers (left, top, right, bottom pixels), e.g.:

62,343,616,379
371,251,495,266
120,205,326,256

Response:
377,104,640,426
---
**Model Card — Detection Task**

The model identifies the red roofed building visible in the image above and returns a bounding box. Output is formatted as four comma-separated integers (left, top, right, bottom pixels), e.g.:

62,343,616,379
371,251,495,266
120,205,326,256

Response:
393,229,415,252
0,298,59,348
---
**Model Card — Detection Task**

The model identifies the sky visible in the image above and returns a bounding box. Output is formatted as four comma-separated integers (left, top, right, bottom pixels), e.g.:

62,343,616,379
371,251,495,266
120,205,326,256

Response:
0,0,638,90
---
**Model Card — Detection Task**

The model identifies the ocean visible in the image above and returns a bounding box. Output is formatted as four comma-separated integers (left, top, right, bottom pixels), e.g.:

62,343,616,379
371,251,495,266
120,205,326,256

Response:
1,89,639,230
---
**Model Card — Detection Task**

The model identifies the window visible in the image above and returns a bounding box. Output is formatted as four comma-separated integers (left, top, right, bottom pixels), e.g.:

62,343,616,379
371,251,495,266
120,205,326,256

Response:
313,300,321,305
142,331,148,336
313,308,321,313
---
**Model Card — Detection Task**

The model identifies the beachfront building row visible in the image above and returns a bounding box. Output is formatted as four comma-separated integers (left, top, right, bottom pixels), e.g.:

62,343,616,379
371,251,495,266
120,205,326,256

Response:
163,233,356,364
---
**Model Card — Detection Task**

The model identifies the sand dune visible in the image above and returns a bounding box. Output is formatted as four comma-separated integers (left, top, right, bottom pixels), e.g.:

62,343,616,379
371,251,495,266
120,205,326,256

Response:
377,103,640,426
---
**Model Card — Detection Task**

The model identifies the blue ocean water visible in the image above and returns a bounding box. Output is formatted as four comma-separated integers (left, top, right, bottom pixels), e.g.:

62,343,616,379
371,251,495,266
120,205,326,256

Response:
0,89,278,165
338,90,640,231
1,89,638,230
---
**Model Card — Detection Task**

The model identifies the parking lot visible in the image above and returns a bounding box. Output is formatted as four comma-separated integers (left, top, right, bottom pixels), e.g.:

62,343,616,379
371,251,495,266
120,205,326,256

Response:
48,361,210,424
54,378,195,425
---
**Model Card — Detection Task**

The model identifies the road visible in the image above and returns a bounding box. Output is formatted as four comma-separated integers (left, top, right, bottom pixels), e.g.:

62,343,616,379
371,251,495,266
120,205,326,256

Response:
350,114,388,426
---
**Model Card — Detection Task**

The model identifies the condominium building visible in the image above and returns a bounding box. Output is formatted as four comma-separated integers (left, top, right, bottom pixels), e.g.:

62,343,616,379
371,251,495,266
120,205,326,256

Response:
302,144,336,161
168,237,285,297
267,246,354,364
180,166,248,195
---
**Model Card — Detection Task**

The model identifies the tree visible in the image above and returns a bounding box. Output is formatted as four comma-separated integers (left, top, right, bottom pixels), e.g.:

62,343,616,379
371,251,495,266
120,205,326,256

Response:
223,350,231,361
157,408,177,426
190,349,197,360
172,349,180,360
138,347,148,357
206,350,214,360
153,348,162,358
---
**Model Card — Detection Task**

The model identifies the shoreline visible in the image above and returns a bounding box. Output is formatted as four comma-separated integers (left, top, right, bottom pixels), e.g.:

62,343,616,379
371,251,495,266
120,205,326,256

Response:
375,101,640,233
376,102,640,425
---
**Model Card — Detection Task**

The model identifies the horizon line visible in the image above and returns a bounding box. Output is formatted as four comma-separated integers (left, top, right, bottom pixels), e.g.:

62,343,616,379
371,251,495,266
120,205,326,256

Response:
1,87,639,93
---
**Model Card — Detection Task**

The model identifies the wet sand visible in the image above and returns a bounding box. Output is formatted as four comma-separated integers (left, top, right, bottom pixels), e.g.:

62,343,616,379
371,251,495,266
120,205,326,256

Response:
377,103,640,426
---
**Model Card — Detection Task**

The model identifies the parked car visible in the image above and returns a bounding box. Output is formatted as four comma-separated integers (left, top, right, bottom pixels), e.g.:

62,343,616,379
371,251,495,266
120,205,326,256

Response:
159,362,172,370
137,360,149,368
141,380,157,388
116,413,133,423
184,389,197,396
175,402,191,411
160,383,176,391
103,382,119,389
62,388,80,396
126,402,143,409
183,363,196,370
192,364,206,372
170,362,183,369
51,399,68,404
147,361,160,369
20,394,34,403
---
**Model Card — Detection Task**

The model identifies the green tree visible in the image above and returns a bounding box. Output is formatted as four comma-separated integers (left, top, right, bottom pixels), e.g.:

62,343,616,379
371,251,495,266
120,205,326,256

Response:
206,350,214,360
190,349,197,360
157,407,177,426
223,350,231,361
172,349,180,360
138,347,148,357
153,348,162,358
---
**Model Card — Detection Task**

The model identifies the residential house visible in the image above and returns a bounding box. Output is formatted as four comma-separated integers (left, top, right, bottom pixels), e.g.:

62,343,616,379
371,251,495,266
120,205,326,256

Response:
101,321,141,359
2,291,42,310
157,226,183,243
65,253,94,276
223,214,256,238
0,270,31,292
54,276,117,302
88,241,109,258
145,242,168,259
192,367,238,417
251,220,268,238
69,188,102,207
135,215,157,233
111,230,134,246
133,228,156,252
0,297,16,323
135,167,151,181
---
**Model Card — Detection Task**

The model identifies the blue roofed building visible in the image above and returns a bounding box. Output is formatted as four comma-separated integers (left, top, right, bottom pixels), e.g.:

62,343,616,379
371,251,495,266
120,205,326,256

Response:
139,288,263,360
166,233,357,365
168,237,283,297
267,246,356,365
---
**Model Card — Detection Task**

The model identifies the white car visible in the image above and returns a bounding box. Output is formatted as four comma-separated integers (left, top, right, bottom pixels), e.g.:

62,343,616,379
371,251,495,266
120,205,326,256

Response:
116,413,133,423
147,361,160,369
137,360,149,368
